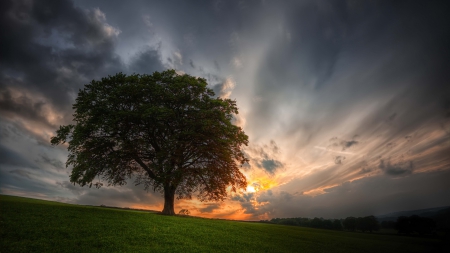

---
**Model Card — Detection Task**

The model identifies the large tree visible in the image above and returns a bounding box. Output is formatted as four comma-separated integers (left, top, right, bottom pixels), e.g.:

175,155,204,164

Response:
51,70,249,215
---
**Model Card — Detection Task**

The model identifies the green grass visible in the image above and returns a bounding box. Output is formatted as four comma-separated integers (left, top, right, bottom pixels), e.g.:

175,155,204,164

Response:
0,195,443,253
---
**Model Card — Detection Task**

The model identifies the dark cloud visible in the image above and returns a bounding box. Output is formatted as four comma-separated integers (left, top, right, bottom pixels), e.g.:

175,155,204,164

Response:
199,203,221,213
386,113,397,123
231,192,254,203
1,0,124,108
9,169,34,180
56,181,84,196
379,158,413,176
245,140,284,174
128,46,164,74
247,0,450,143
0,144,34,168
341,140,358,150
37,153,64,171
329,137,359,151
0,166,65,199
189,59,195,69
334,156,345,165
214,60,220,71
258,159,282,174
0,87,59,129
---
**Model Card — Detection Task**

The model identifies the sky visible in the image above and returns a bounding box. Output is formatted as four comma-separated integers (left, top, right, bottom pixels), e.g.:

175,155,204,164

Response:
1,0,450,220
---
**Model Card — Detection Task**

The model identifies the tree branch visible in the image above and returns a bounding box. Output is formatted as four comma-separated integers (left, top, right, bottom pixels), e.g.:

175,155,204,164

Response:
133,155,157,180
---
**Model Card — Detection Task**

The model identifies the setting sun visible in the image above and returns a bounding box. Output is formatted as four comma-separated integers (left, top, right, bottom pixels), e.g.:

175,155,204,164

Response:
246,185,256,193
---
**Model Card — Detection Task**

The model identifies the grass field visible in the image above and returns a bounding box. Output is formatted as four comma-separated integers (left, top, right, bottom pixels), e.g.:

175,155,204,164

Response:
0,195,445,252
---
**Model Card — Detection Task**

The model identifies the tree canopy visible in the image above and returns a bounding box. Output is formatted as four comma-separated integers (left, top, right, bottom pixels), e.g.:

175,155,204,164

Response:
51,70,249,215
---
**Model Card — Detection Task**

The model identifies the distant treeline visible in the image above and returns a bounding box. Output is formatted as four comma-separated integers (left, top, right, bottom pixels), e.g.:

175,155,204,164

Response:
389,215,435,235
264,215,379,232
383,208,450,236
263,208,450,237
342,216,379,232
265,217,344,230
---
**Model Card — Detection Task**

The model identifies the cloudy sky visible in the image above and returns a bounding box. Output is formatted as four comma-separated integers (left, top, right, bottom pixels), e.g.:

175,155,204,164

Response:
1,0,449,220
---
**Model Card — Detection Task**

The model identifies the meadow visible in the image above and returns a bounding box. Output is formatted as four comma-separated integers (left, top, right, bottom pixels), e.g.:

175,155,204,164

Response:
0,195,444,252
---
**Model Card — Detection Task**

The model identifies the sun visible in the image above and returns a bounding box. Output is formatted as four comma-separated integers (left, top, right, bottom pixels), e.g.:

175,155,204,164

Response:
246,185,256,193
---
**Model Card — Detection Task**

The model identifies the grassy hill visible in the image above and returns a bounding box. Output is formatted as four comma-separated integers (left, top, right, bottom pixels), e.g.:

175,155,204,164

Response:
0,195,444,252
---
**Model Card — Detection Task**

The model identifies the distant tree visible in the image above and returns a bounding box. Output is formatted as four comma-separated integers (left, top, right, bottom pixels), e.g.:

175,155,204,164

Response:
356,217,366,232
323,219,333,229
178,209,190,215
381,220,396,229
343,217,357,231
413,215,432,235
396,216,413,234
364,215,379,232
355,216,378,232
311,217,323,228
299,217,310,227
434,208,450,237
269,217,343,231
396,215,436,235
333,219,343,230
51,70,249,215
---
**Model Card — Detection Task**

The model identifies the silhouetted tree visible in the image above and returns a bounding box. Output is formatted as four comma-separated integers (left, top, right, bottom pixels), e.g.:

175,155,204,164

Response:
434,208,450,237
356,217,366,232
333,219,343,230
396,216,413,234
343,217,357,231
178,209,190,215
323,219,333,229
365,215,379,232
381,220,396,229
51,70,249,215
396,215,436,235
269,217,344,231
311,217,323,228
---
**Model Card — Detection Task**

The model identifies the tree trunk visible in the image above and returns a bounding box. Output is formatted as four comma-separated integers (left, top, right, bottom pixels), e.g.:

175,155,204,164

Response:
161,184,176,215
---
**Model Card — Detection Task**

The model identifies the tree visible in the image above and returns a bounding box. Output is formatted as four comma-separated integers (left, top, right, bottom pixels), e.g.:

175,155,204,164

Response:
364,215,379,233
178,209,190,215
395,215,436,235
343,217,357,231
51,70,249,215
311,217,323,228
333,219,343,230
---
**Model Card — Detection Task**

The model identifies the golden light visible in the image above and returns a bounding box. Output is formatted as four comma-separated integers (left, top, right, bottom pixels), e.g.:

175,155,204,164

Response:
246,185,256,193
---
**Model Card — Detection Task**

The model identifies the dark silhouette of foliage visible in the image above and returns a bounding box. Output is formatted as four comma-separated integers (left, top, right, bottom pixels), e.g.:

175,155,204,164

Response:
51,70,249,215
268,217,343,231
268,210,450,239
343,217,357,231
311,217,323,228
178,209,190,215
433,208,450,238
381,220,396,229
395,215,436,235
344,216,379,232
358,216,378,232
333,219,343,230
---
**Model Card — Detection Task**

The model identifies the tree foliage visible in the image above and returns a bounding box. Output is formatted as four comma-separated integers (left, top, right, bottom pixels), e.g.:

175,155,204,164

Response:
51,70,249,215
343,216,379,232
268,217,343,231
396,215,436,235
